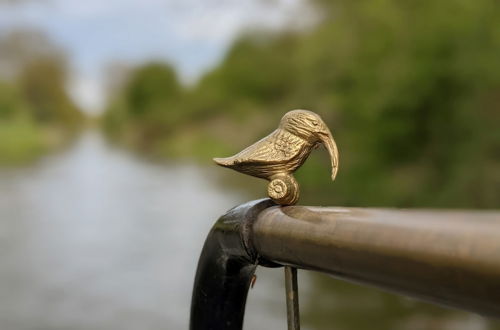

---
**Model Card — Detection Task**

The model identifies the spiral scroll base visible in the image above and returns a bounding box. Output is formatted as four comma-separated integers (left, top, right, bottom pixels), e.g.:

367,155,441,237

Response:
267,174,299,205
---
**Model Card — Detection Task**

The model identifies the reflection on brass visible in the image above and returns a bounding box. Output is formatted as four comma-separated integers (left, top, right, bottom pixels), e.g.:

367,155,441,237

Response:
214,109,339,205
253,205,500,318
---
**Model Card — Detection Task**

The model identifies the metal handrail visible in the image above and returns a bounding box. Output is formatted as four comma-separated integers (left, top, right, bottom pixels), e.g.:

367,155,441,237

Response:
190,199,500,329
190,199,278,330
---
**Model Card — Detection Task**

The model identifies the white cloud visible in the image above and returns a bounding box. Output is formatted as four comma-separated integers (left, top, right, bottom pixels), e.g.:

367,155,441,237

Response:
0,0,312,113
68,74,103,116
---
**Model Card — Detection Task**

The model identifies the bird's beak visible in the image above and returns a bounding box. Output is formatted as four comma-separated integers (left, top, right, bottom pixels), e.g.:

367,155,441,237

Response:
319,128,339,181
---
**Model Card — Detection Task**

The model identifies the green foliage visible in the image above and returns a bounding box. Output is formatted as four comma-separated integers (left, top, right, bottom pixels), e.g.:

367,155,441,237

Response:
297,0,500,208
0,81,28,119
0,30,84,165
125,63,180,118
198,34,298,110
0,118,47,165
104,0,500,209
104,62,184,148
18,56,83,126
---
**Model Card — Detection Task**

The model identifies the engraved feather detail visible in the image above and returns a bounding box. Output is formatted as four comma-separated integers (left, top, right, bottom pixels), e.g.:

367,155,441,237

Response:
215,130,306,166
214,109,339,205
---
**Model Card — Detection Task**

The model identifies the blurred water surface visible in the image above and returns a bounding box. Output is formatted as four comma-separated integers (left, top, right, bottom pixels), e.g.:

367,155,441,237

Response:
0,130,287,329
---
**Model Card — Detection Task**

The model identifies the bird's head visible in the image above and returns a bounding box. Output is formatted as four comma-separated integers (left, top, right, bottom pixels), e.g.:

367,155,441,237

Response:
280,109,339,180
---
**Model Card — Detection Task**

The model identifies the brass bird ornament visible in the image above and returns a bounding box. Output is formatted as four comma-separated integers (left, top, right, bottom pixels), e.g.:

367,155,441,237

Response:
214,109,339,205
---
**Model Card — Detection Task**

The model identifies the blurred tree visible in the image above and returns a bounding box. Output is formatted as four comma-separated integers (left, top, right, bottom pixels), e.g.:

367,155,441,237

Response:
125,63,180,118
0,29,82,127
0,29,83,164
104,0,500,209
0,81,27,119
293,0,500,209
197,33,298,114
0,29,63,79
104,62,182,148
18,56,82,126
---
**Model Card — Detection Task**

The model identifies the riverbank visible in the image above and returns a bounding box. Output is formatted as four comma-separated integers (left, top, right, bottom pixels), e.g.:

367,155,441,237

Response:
0,119,70,166
0,118,87,166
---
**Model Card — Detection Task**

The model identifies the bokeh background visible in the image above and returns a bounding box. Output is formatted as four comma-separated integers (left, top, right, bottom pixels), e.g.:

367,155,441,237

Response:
0,0,499,329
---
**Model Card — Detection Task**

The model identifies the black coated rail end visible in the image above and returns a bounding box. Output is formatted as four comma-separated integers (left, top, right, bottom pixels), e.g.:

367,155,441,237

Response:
190,198,277,330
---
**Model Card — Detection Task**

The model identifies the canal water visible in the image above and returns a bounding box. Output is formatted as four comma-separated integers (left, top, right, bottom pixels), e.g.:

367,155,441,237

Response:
0,131,497,330
0,131,286,329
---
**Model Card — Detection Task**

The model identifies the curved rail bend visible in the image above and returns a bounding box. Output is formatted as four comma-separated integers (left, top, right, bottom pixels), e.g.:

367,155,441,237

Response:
190,199,277,330
191,200,500,329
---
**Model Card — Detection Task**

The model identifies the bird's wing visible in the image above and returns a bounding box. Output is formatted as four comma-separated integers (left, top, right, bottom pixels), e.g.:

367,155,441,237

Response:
231,129,305,164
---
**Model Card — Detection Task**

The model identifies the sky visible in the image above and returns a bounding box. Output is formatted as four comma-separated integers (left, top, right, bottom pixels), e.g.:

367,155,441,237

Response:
0,0,311,114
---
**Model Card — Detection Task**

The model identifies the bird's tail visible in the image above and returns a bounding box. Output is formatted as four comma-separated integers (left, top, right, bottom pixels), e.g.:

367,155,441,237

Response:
213,157,233,167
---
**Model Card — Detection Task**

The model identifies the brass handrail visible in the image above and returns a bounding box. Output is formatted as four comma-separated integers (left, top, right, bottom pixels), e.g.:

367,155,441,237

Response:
190,200,500,330
253,205,500,318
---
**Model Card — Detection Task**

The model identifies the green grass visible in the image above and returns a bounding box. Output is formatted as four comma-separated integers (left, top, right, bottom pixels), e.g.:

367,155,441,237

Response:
0,119,48,165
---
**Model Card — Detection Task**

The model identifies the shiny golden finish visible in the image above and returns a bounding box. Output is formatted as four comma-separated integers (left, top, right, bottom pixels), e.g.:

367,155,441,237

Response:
213,110,339,205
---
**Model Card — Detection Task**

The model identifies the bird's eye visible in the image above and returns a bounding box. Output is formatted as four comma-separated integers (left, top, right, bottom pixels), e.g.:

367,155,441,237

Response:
310,120,319,126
